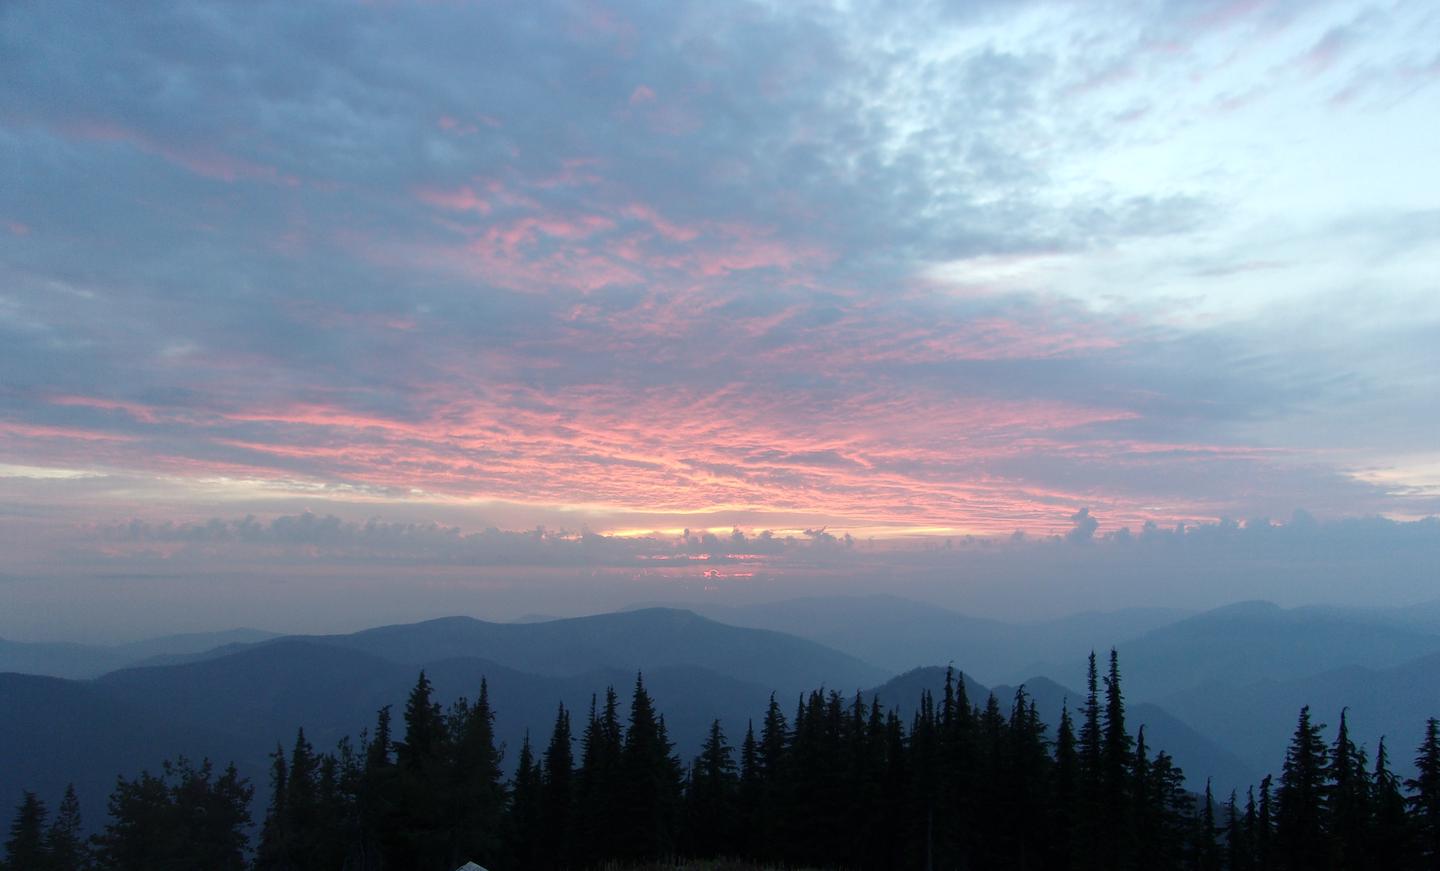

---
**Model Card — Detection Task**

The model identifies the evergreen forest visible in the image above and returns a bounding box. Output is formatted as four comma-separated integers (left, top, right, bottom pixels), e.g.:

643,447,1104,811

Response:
6,651,1440,870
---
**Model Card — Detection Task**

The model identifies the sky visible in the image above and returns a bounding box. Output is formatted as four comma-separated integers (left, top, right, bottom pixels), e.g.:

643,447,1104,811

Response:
2,0,1439,639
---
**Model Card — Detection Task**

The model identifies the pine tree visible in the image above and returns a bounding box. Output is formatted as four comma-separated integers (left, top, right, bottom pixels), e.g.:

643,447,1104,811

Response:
1195,778,1220,871
737,719,765,859
1075,650,1104,870
508,731,543,870
683,718,739,857
394,671,451,869
1052,702,1080,868
5,792,49,871
1328,708,1371,868
287,727,322,867
577,688,625,859
46,784,87,871
358,704,399,869
1100,648,1134,868
1276,706,1330,870
1407,717,1440,864
1225,789,1252,871
1256,775,1275,870
95,757,252,871
448,678,506,867
1131,727,1166,869
754,692,790,859
618,673,681,860
253,744,290,870
1371,736,1412,870
539,702,575,868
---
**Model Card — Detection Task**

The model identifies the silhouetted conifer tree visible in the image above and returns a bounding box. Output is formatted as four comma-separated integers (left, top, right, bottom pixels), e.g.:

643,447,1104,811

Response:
683,718,739,858
1276,705,1330,870
1076,650,1104,870
46,784,87,871
94,757,252,871
447,678,506,867
1256,774,1275,870
539,702,575,868
1225,789,1253,871
1407,717,1440,864
618,674,681,860
5,792,48,871
577,687,625,858
1053,702,1080,869
1101,648,1135,868
1328,707,1371,869
1371,736,1412,870
507,732,543,870
1195,778,1221,871
253,744,291,870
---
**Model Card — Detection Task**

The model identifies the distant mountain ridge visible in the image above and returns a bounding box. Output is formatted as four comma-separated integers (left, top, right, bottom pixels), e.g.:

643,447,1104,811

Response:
1034,599,1440,702
632,594,1194,683
0,628,279,679
151,607,888,696
0,608,883,828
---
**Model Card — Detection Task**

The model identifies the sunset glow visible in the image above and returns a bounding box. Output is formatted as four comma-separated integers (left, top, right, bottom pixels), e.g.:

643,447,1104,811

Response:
2,0,1439,635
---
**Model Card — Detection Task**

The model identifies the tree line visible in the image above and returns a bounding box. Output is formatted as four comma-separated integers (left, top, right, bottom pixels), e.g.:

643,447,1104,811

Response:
6,650,1440,869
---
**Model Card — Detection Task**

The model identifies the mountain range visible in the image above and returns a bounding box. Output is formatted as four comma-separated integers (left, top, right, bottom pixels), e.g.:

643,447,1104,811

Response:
7,596,1440,834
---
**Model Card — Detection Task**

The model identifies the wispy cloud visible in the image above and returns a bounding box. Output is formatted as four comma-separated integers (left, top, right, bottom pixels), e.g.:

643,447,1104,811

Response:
0,0,1437,594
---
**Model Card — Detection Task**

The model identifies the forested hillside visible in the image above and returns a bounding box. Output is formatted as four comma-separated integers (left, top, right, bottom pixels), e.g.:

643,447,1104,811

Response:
7,651,1440,870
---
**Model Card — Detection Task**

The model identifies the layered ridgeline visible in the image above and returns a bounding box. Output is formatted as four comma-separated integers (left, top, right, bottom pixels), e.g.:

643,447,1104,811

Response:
8,599,1440,860
3,605,1259,836
0,609,881,829
9,657,1440,870
664,595,1440,785
0,629,280,680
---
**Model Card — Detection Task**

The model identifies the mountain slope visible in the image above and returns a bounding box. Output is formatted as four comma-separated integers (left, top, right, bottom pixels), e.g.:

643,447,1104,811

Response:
1037,601,1440,702
0,628,278,679
2,609,871,829
258,607,887,695
652,594,1190,684
866,667,1258,796
1157,651,1440,778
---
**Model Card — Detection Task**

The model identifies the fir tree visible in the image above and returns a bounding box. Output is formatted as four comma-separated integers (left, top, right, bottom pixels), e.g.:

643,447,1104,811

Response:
737,719,766,859
1224,789,1252,871
1052,702,1080,868
1257,775,1275,870
1195,778,1220,871
1371,736,1412,870
1328,708,1371,869
539,702,575,868
46,784,87,871
394,671,451,869
577,688,625,858
94,757,252,871
1407,717,1440,864
5,792,48,871
1100,649,1134,868
683,718,739,858
618,674,681,860
1075,650,1104,870
1276,706,1330,870
508,732,543,870
253,744,290,870
447,678,506,867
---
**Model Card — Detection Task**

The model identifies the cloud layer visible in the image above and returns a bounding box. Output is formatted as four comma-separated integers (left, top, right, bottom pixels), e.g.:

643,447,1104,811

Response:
2,0,1438,615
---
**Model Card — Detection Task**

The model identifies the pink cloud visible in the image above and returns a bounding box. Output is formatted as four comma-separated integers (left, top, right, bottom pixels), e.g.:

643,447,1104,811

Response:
5,220,30,236
629,84,656,105
415,185,492,214
59,119,301,186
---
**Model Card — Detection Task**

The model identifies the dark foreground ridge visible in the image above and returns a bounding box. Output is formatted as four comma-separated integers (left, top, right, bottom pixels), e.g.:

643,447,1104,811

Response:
6,650,1440,870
